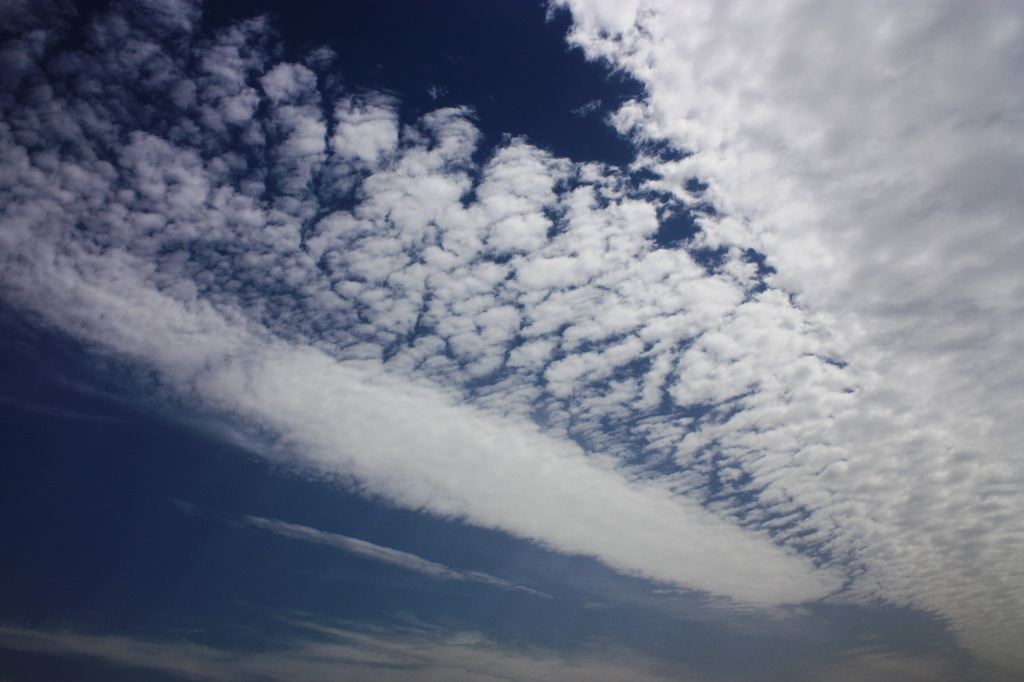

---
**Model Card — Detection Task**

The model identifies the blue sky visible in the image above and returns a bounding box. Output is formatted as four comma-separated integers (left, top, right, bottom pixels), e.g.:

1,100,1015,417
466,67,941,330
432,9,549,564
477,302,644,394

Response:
1,1,1022,680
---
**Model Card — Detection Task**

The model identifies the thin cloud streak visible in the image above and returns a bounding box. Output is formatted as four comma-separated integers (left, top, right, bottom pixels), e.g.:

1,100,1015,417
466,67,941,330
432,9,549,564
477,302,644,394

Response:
0,394,117,423
4,0,1020,677
242,514,552,598
0,622,692,682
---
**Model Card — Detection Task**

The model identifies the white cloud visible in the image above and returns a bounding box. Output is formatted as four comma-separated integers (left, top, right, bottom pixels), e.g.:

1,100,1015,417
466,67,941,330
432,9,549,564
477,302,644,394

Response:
559,0,1024,674
331,92,401,168
244,514,468,580
261,62,318,103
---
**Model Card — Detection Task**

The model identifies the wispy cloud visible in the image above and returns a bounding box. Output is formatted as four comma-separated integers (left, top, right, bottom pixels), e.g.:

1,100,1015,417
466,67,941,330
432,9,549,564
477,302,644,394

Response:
241,514,551,598
570,98,602,117
0,394,117,423
0,621,695,682
808,645,963,682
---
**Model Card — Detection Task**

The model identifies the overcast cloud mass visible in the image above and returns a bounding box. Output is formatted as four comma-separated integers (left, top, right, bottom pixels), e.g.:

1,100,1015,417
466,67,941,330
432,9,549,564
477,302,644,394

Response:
1,0,1022,680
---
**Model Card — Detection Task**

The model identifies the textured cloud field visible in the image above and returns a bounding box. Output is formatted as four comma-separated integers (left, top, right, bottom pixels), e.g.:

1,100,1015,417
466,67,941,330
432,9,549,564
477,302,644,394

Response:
1,0,1022,678
558,0,1024,672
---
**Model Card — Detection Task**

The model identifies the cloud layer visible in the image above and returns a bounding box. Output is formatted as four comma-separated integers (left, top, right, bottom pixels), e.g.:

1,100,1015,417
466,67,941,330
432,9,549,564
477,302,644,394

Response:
2,0,1022,676
0,0,837,609
558,0,1024,674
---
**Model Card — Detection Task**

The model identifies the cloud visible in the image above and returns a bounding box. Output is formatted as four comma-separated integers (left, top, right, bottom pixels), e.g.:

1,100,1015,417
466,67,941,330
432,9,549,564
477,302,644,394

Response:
558,0,1024,675
0,0,840,611
0,621,697,682
0,394,117,423
8,1,1023,676
241,514,551,598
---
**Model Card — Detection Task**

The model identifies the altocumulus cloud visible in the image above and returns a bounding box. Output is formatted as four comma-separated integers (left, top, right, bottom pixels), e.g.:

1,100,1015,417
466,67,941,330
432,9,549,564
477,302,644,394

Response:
560,0,1024,675
0,0,836,608
1,0,1022,678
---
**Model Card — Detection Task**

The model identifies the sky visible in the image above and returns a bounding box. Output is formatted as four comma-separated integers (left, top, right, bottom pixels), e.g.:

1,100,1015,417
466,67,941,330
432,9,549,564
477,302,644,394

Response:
0,0,1022,680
